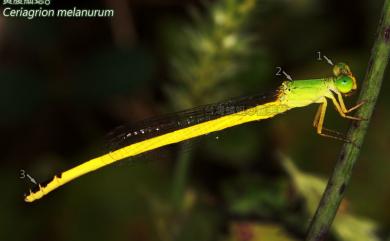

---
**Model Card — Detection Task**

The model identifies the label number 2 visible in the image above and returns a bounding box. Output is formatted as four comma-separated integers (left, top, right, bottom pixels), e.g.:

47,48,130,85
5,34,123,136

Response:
275,67,282,76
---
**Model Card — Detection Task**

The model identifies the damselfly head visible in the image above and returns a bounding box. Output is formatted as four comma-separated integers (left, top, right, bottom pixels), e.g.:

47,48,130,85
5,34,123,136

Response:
333,63,357,96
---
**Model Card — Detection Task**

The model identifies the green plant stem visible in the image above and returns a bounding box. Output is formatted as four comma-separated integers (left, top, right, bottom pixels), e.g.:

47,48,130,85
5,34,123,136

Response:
305,1,390,241
171,145,193,210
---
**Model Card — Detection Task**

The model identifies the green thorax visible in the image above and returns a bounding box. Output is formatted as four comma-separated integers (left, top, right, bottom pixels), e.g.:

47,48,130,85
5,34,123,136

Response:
279,78,333,108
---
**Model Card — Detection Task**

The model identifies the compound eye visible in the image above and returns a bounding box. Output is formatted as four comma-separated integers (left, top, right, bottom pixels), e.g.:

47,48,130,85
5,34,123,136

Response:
335,75,354,93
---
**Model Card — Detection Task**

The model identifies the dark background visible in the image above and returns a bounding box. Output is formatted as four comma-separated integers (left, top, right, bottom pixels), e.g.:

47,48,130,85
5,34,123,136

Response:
0,0,389,241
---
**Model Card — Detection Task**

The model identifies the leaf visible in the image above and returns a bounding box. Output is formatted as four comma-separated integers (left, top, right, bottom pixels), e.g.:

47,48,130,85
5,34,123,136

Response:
280,154,380,241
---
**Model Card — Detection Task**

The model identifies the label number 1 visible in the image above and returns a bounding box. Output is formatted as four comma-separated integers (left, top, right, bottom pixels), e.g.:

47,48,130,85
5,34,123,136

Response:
316,51,323,61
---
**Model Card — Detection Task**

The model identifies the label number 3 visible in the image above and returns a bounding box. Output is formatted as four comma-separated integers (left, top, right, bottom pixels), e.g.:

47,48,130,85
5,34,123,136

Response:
19,169,26,179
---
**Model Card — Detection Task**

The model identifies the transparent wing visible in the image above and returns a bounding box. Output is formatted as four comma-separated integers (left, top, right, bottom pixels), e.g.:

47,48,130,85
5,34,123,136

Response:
106,90,280,152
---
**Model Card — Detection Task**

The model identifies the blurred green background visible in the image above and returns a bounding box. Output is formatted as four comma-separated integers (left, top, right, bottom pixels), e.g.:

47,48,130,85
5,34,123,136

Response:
1,0,389,241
